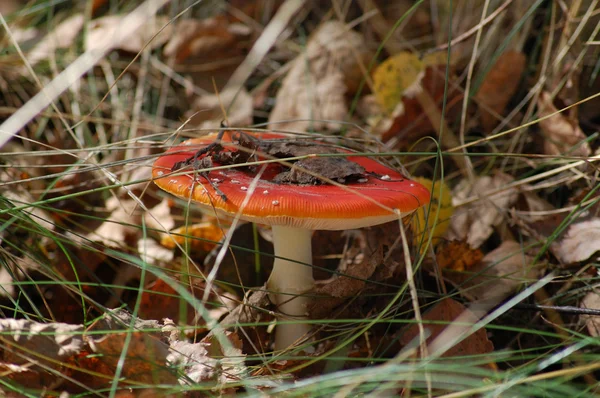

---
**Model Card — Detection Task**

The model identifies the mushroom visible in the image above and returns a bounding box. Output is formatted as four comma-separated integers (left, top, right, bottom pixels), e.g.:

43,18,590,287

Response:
152,131,430,350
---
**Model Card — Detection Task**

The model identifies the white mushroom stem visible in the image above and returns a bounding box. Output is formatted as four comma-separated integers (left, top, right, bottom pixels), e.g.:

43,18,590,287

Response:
267,225,314,350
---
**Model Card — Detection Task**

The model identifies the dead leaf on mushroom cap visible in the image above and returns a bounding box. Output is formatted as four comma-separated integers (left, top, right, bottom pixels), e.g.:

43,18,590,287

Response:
449,173,518,249
538,91,590,157
268,21,372,132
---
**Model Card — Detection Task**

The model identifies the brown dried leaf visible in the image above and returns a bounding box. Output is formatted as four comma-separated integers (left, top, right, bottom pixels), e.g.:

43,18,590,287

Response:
475,50,526,131
87,331,177,384
399,298,494,360
517,190,556,223
552,219,600,264
450,173,519,248
309,231,382,318
458,241,541,303
435,240,484,271
138,277,232,326
0,361,42,390
163,17,250,63
380,65,462,146
268,21,372,132
538,91,590,157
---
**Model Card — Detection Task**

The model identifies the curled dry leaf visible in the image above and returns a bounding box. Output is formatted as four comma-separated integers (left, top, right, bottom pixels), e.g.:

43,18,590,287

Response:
538,91,590,157
90,308,165,334
268,21,371,132
458,241,541,303
450,173,518,248
553,219,600,264
85,15,173,54
163,17,251,63
399,298,494,362
517,190,556,223
0,256,41,298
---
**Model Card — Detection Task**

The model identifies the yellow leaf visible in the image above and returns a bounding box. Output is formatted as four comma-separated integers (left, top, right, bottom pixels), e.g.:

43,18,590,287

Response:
422,50,449,67
411,178,453,250
373,52,424,113
160,222,225,252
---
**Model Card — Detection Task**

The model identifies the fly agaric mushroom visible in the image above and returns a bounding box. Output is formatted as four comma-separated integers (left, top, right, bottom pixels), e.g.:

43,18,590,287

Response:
152,131,430,350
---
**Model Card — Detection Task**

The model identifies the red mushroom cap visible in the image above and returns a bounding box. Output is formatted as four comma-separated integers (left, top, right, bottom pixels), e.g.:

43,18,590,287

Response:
152,132,430,230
